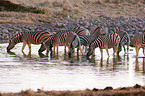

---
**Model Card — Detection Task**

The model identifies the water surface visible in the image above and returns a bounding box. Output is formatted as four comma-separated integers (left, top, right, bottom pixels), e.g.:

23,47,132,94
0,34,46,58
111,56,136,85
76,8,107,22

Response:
0,43,145,92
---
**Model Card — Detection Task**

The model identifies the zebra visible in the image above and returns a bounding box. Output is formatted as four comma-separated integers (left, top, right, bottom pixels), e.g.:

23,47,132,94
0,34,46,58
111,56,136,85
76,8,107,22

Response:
57,30,83,56
7,31,52,56
38,31,83,57
47,27,89,56
116,30,130,55
132,30,145,56
86,31,120,58
38,34,58,57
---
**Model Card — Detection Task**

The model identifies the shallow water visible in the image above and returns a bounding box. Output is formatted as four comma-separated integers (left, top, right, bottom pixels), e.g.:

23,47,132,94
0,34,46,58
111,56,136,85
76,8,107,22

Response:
0,43,145,92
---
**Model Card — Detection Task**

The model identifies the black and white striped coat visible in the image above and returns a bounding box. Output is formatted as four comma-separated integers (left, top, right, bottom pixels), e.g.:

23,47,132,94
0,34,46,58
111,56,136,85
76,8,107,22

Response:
132,31,145,56
86,32,120,58
39,31,83,57
116,30,130,55
7,31,52,55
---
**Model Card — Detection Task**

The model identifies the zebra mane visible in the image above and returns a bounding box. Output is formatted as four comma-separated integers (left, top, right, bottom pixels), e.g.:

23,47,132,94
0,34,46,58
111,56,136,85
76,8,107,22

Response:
92,26,102,34
56,29,71,34
11,32,25,41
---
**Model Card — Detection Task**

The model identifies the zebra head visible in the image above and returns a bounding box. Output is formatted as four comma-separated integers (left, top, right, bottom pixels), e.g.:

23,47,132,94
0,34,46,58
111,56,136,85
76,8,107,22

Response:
7,39,16,52
68,43,75,57
86,46,94,59
117,43,122,54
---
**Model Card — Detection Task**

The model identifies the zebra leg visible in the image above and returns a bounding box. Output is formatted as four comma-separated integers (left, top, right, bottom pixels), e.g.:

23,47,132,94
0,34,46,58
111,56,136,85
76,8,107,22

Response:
27,43,31,57
92,49,95,56
53,45,56,56
105,48,110,57
44,44,51,57
22,42,26,52
77,48,79,56
123,45,126,54
57,44,59,56
22,42,26,56
78,46,83,55
68,46,71,57
100,48,103,57
46,47,49,57
143,47,145,56
113,49,115,56
45,46,49,57
38,43,46,58
46,46,52,57
38,44,46,53
113,45,119,56
48,45,53,57
82,45,87,53
135,46,138,56
127,44,129,54
64,45,67,55
135,46,140,57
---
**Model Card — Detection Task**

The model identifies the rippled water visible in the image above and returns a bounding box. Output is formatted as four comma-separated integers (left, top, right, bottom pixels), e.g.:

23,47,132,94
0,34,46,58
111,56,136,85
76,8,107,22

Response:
0,43,145,92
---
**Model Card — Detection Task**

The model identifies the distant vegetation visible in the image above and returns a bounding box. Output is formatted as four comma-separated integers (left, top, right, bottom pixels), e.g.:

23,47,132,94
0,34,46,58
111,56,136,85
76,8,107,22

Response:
0,0,144,23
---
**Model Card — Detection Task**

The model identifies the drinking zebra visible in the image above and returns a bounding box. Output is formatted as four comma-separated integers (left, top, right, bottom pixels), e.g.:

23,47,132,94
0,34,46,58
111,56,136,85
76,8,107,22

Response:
132,30,145,56
47,27,89,56
38,31,83,57
116,30,130,55
7,31,52,55
86,31,120,58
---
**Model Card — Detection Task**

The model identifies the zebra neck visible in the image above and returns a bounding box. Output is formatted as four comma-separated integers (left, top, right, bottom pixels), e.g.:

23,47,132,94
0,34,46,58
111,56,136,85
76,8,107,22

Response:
13,35,22,44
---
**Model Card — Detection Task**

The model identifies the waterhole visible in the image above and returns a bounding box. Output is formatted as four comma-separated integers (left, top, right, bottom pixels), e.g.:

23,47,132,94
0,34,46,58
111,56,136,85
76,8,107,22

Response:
0,43,145,92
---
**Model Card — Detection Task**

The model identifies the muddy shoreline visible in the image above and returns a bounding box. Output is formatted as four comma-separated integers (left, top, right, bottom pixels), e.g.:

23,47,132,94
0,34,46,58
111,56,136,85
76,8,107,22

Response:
0,84,145,96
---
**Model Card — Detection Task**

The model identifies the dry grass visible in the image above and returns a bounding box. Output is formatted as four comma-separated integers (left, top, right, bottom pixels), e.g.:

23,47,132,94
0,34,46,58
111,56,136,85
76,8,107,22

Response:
0,0,144,24
0,12,53,24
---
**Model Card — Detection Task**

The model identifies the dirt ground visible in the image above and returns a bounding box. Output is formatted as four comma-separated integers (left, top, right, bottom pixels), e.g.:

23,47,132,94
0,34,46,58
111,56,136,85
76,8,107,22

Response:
1,84,145,96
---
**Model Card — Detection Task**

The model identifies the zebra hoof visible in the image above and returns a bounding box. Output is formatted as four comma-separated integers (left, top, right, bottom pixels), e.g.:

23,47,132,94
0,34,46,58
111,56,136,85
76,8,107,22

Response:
39,52,46,58
7,51,16,55
7,49,10,53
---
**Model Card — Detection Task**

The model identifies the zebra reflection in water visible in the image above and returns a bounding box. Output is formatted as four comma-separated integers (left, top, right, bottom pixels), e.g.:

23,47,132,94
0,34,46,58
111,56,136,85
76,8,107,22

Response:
135,58,145,73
